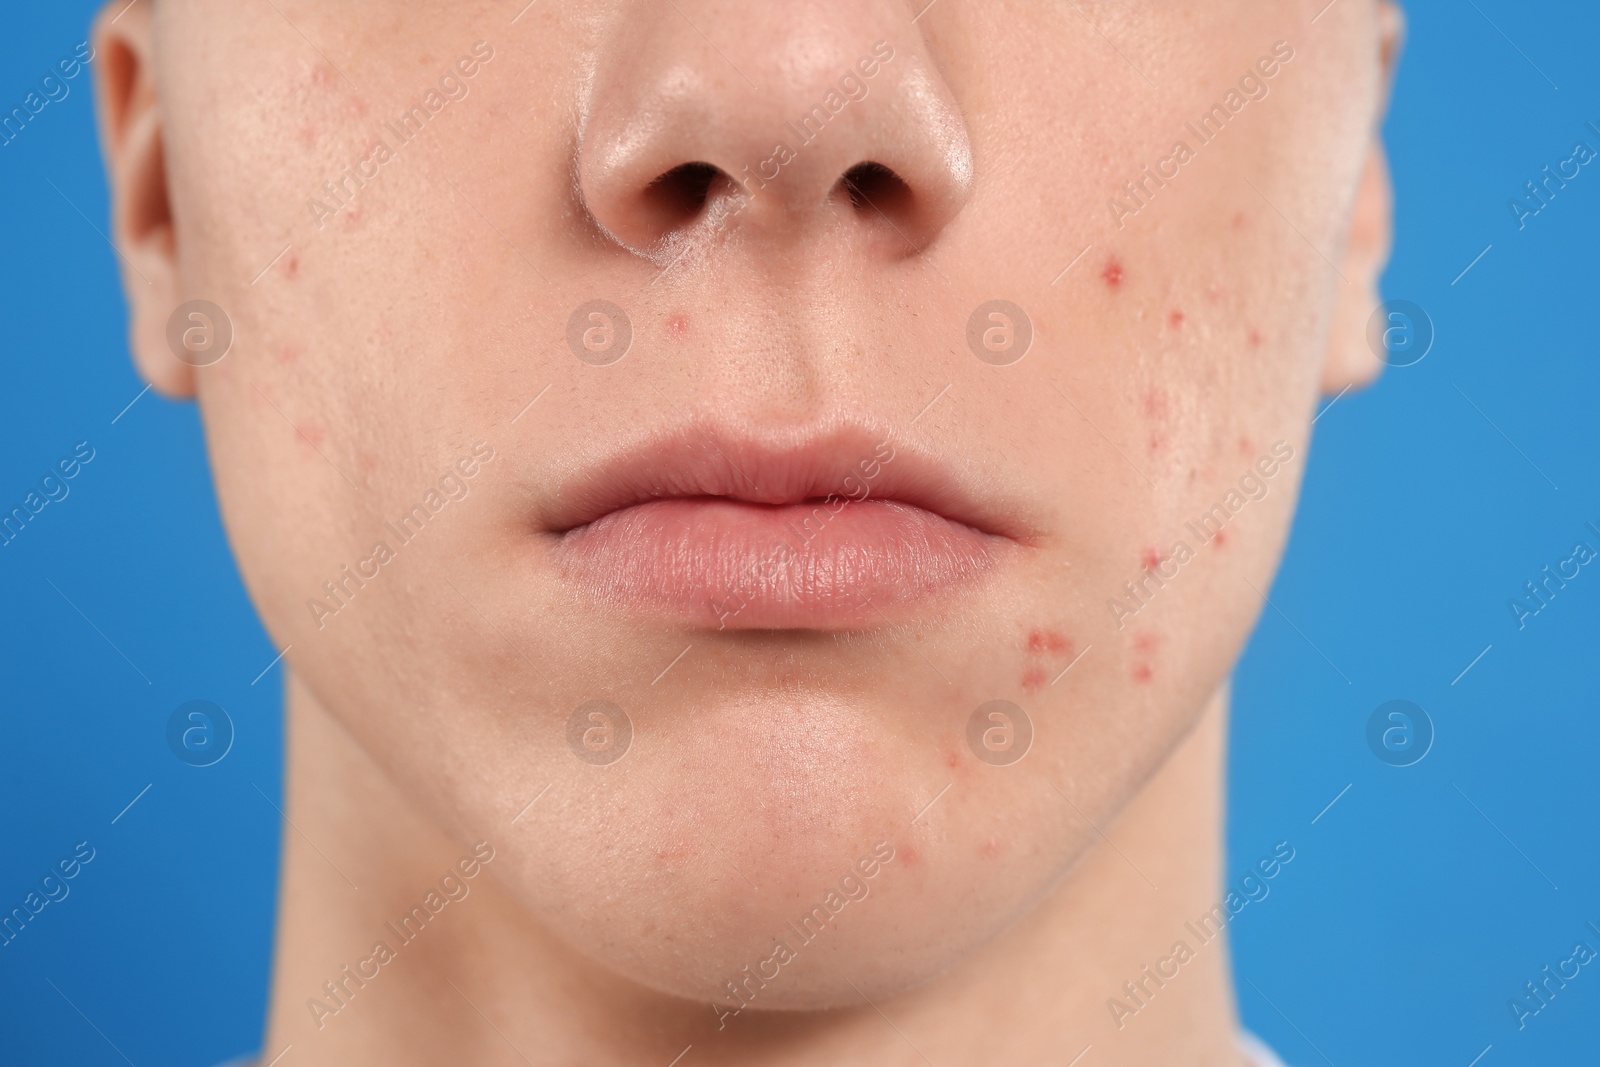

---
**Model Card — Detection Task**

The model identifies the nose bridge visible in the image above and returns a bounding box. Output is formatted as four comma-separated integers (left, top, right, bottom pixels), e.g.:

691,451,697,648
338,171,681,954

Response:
576,1,972,257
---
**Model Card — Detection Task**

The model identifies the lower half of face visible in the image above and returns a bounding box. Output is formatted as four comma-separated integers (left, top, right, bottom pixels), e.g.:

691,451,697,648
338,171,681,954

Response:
158,0,1377,1008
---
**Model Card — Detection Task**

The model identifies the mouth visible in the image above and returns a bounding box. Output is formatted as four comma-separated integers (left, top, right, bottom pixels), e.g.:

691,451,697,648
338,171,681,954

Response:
539,426,1023,631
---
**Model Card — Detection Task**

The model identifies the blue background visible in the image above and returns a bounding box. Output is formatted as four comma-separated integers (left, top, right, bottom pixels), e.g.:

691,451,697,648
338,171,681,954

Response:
2,2,1595,1064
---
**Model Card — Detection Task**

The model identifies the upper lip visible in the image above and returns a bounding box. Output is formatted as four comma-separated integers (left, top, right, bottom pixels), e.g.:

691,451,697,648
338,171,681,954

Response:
534,422,1031,540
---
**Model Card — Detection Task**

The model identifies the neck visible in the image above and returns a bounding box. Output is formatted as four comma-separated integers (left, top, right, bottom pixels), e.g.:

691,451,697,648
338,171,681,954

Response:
263,676,1242,1066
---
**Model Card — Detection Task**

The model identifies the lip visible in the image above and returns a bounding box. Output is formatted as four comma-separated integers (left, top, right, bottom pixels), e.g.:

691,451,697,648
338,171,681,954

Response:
540,426,1022,630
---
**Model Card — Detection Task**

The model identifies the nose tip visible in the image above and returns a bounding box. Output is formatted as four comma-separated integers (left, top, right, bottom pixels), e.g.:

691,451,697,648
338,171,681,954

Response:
575,9,973,260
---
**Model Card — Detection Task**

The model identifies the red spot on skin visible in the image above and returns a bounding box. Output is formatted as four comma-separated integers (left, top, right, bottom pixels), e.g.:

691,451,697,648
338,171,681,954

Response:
1147,431,1166,454
342,204,364,231
1248,327,1264,347
1238,435,1254,457
1143,388,1169,420
1026,628,1071,655
900,845,921,867
350,96,369,118
1232,211,1248,231
357,451,378,473
1134,632,1159,654
1022,628,1073,690
944,748,960,770
312,64,334,89
1140,547,1162,571
296,423,325,447
297,122,318,148
1133,663,1154,683
1102,259,1124,289
284,251,300,280
666,312,689,340
1168,309,1185,329
1213,529,1228,548
980,839,1003,860
1206,282,1225,305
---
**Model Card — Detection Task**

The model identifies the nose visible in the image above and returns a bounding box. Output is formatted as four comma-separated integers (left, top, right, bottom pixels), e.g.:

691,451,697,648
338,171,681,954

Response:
576,3,973,260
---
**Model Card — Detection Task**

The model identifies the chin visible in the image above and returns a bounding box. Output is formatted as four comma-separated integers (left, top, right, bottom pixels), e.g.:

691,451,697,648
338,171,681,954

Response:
483,687,1083,1012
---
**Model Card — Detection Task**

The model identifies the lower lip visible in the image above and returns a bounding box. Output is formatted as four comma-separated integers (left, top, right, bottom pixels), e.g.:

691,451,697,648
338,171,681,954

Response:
552,498,1002,629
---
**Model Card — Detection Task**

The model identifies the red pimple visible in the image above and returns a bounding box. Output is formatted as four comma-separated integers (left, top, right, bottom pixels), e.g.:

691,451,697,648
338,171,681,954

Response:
1237,435,1253,457
1147,431,1166,454
1206,283,1225,305
278,342,300,365
944,747,960,770
1213,529,1229,548
1102,259,1124,289
1248,327,1264,347
900,844,921,867
342,204,364,231
1026,628,1072,655
980,839,1003,860
1140,547,1162,571
297,121,318,148
284,251,300,280
1231,211,1248,231
312,64,334,89
1168,309,1185,329
1021,667,1047,693
296,422,326,447
1133,663,1154,683
1133,632,1159,654
666,312,689,340
1143,388,1169,419
357,451,378,473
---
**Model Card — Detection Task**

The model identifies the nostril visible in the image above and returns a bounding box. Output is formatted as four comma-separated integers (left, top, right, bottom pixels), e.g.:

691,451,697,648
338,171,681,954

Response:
840,162,913,220
641,161,723,231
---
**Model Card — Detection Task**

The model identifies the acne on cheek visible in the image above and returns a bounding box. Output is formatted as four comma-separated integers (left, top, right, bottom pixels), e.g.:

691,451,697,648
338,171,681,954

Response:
1101,258,1124,289
666,312,689,340
1144,390,1170,454
296,422,327,448
1131,632,1159,683
1019,628,1074,693
1167,309,1184,329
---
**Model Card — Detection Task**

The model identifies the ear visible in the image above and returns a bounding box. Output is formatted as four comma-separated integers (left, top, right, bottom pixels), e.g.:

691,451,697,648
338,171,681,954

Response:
93,0,192,398
1322,0,1405,394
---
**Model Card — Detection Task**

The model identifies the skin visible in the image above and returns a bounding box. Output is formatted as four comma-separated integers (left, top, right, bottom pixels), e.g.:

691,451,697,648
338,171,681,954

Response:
94,1,1400,1064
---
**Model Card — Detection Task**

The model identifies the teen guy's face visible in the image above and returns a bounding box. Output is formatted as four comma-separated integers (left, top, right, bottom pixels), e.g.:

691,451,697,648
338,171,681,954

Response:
98,0,1395,1010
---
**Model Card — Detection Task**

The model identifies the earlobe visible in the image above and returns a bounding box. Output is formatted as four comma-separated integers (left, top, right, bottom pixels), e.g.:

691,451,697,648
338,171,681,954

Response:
1322,141,1392,393
1320,1,1404,395
93,0,193,398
